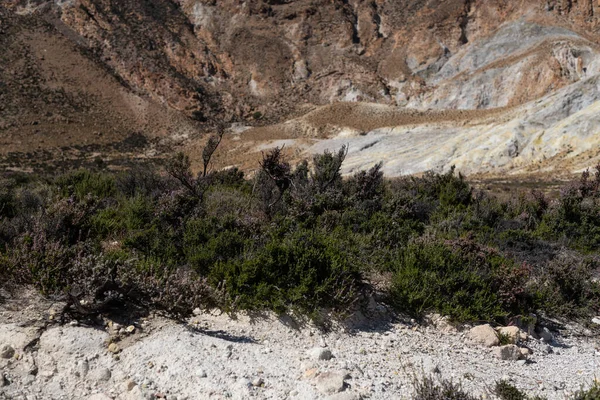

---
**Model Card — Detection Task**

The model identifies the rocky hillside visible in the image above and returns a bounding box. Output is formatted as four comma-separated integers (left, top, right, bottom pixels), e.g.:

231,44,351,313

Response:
2,0,600,176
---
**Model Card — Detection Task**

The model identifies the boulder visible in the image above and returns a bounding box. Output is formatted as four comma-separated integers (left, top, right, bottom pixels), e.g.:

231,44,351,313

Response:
493,345,521,361
468,325,499,347
496,326,520,344
315,371,346,395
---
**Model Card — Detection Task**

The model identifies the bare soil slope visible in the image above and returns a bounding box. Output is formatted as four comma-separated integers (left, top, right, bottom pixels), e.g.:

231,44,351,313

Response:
3,0,600,176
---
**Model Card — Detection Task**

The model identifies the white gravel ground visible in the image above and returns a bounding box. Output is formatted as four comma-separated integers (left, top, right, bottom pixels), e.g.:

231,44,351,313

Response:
0,293,599,400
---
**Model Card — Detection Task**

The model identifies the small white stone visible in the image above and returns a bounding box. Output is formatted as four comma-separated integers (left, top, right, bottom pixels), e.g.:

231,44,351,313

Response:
196,369,207,378
90,367,111,382
309,347,333,361
252,377,264,387
77,360,89,377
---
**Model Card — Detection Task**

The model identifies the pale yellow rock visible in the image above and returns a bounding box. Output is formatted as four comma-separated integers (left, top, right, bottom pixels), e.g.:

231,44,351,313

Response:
108,343,120,354
496,326,520,344
468,325,499,347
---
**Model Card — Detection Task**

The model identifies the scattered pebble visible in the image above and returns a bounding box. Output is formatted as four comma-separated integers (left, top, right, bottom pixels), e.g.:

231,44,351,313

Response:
309,347,333,361
0,344,15,359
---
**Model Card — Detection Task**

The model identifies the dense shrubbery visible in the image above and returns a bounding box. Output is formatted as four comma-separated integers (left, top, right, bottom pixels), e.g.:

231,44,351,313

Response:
0,141,599,324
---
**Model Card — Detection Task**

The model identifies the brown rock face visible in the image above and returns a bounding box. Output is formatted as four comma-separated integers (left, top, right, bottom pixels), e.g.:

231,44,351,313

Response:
5,0,600,125
3,0,600,175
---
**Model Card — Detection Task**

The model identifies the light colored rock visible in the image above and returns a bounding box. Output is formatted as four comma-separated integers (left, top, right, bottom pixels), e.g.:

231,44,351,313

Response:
428,314,457,333
520,347,532,357
252,377,264,387
328,392,362,400
592,317,600,325
108,343,120,354
0,325,40,355
0,344,15,359
76,360,89,377
496,326,520,344
315,371,346,395
493,345,521,361
87,394,112,400
303,367,319,379
196,369,207,378
89,367,111,382
468,325,499,347
309,347,333,361
121,385,145,400
126,326,135,334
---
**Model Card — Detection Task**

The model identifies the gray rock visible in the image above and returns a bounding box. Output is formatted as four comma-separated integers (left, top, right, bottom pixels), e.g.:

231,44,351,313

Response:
539,327,554,342
468,325,499,347
76,360,89,377
0,344,15,359
315,371,346,395
493,345,521,361
124,380,137,391
309,347,333,361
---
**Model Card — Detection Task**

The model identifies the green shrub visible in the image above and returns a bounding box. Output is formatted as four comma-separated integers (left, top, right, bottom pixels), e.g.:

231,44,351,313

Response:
534,252,600,320
56,170,116,200
184,216,247,273
210,229,361,315
389,238,531,322
494,380,547,400
573,383,600,400
4,154,600,323
494,381,529,400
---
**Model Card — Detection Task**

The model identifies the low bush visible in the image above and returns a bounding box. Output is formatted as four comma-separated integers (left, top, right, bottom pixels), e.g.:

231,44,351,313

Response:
389,237,532,322
413,376,478,400
209,229,361,316
573,382,600,400
1,145,599,324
